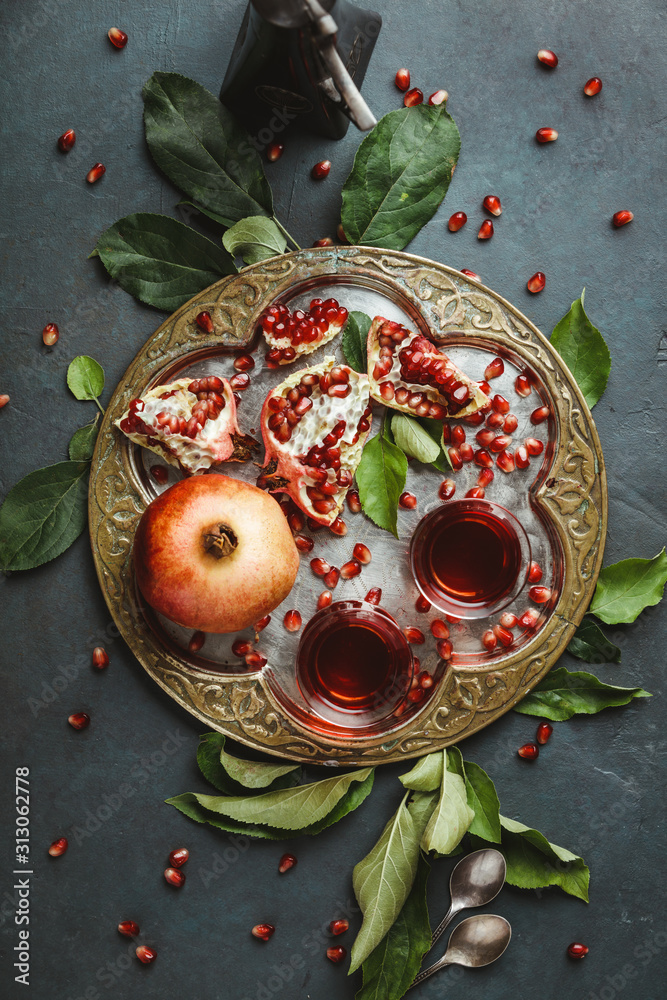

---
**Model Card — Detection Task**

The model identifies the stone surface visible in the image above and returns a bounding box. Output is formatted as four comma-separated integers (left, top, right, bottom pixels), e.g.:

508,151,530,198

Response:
0,1,665,998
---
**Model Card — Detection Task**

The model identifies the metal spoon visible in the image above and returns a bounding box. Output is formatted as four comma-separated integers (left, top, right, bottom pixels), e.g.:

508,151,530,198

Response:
410,914,512,989
430,848,506,948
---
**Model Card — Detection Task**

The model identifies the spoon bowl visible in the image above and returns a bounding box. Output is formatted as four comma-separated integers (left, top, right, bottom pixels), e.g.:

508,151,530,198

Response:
446,913,512,968
431,848,506,947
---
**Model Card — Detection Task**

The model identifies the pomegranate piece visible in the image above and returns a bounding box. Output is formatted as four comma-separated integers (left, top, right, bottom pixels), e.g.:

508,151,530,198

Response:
403,626,425,644
164,867,186,887
503,413,518,433
365,587,382,605
252,924,275,942
327,946,347,963
57,128,76,152
496,450,515,473
340,559,361,579
536,722,553,745
0,394,9,409
317,590,333,609
48,838,68,857
567,942,589,959
415,594,431,613
515,374,532,397
68,712,90,730
484,357,504,380
482,195,502,217
169,847,189,868
42,322,59,346
116,376,250,475
528,561,543,583
311,160,331,179
403,88,423,107
136,946,157,964
267,143,284,162
530,405,550,425
118,921,140,937
399,492,417,509
493,625,514,647
108,27,128,48
527,271,546,293
428,89,448,105
529,586,552,604
260,298,349,365
353,543,371,564
448,211,467,232
515,445,530,469
284,610,302,632
86,162,106,183
395,67,410,91
537,49,558,68
196,311,214,333
330,918,349,936
535,128,558,143
482,630,497,651
612,210,633,227
439,478,456,501
92,646,109,669
188,631,205,653
330,517,347,536
255,615,271,632
584,77,602,97
478,219,494,240
278,853,297,873
517,743,539,760
460,268,481,281
347,490,361,513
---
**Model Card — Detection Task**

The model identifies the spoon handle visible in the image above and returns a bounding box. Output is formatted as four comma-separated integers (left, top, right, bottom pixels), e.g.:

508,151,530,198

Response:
430,903,456,948
409,956,453,989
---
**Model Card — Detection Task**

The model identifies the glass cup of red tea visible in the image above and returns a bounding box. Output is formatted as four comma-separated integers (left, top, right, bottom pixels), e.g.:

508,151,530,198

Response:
410,499,531,619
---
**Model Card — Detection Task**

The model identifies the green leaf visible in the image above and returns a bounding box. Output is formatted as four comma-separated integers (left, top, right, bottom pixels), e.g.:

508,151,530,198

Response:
356,426,408,538
197,733,239,794
417,417,452,472
406,790,439,840
222,216,286,265
177,200,231,227
0,462,89,571
196,732,300,793
550,290,611,408
68,417,99,461
143,72,273,226
463,760,501,844
391,414,440,464
341,105,460,251
421,749,474,856
567,618,621,663
218,744,300,790
350,792,421,974
342,311,372,373
67,356,104,402
513,667,651,721
590,550,667,624
399,752,443,792
356,855,431,1000
95,213,237,311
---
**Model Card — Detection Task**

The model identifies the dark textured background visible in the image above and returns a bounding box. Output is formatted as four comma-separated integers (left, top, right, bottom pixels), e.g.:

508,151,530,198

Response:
1,1,666,998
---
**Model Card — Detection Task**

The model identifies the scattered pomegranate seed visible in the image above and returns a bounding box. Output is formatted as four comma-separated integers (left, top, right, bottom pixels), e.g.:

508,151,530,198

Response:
537,49,558,68
118,921,140,937
490,434,512,453
169,848,189,867
311,160,331,180
86,162,106,184
327,946,347,963
317,591,332,610
284,610,302,632
499,613,518,629
439,478,456,501
484,357,504,380
612,210,633,227
68,712,90,730
530,405,550,424
518,608,540,629
466,487,485,498
474,449,493,469
232,639,253,657
448,447,463,470
482,630,497,651
476,428,496,448
492,394,510,414
48,838,68,857
311,557,331,577
415,594,431,613
486,411,504,428
42,323,59,346
267,143,284,162
403,88,424,107
528,561,543,583
150,465,169,485
0,394,9,409
517,743,539,760
483,195,502,217
477,379,492,396
451,425,466,446
313,237,334,247
408,687,425,704
448,211,467,232
419,672,434,690
583,77,602,97
535,128,558,143
478,219,494,240
229,372,250,390
234,354,255,372
353,543,371,564
294,534,314,553
365,587,382,605
428,89,448,105
330,517,347,536
477,468,494,488
336,223,349,244
515,374,532,397
347,490,361,513
57,128,76,152
188,631,205,653
324,567,340,589
92,647,109,670
536,722,553,745
330,918,349,936
460,442,474,462
107,27,128,48
252,924,275,942
515,445,530,469
195,311,214,333
493,625,514,647
445,614,461,624
245,650,267,668
437,638,453,660
460,268,481,281
527,271,546,293
567,942,589,959
164,867,185,887
430,619,449,639
529,585,552,604
255,615,271,632
496,450,515,473
395,67,410,91
403,626,425,644
399,491,417,509
340,559,362,580
503,413,518,434
278,853,297,873
135,946,157,964
524,437,544,456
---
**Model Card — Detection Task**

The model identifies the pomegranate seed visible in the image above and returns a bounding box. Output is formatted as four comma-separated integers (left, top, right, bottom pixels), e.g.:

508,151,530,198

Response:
415,594,431,613
428,89,448,105
267,143,284,162
448,211,467,232
493,625,514,647
448,447,463,471
584,77,602,97
484,357,504,380
188,630,205,653
330,517,347,536
57,128,76,152
252,924,275,942
232,639,253,657
395,67,410,91
68,712,90,730
86,162,106,183
567,942,589,959
490,434,512,453
420,673,434,690
536,722,553,745
477,468,494,488
169,848,189,867
476,428,496,448
399,491,417,509
478,219,494,239
311,160,331,180
365,587,382,605
337,223,349,243
107,27,128,48
483,195,502,217
535,128,558,143
486,412,504,428
284,610,302,632
118,921,140,937
92,646,109,670
317,590,333,610
439,478,456,500
515,374,532,397
499,612,518,629
278,853,297,873
324,567,340,589
460,268,481,281
340,559,362,579
403,626,425,644
234,353,255,372
537,49,558,68
530,405,550,425
255,615,271,632
430,619,450,639
503,413,518,433
230,372,250,390
42,322,59,346
311,557,330,577
294,534,314,553
466,487,485,498
527,271,546,294
48,838,68,857
0,394,9,409
353,543,371,564
347,490,362,513
528,561,543,583
492,394,510,413
136,946,157,964
437,638,453,660
496,450,515,473
330,919,349,936
245,651,267,668
150,465,169,485
404,88,424,107
517,743,539,760
529,586,552,604
195,311,214,334
327,946,347,963
612,210,633,227
482,630,497,651
474,449,493,469
164,867,185,887
445,614,460,624
519,608,540,629
313,237,334,247
515,445,530,469
477,380,492,396
451,425,466,446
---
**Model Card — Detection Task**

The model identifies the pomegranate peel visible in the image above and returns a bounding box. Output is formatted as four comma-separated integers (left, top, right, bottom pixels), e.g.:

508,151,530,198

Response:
260,297,349,365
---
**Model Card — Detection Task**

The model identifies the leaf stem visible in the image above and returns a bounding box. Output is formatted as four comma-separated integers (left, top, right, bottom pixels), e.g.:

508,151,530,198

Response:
272,216,301,251
94,397,105,414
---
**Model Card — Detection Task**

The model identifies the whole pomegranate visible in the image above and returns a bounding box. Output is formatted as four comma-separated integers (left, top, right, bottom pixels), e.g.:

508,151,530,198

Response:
134,475,299,633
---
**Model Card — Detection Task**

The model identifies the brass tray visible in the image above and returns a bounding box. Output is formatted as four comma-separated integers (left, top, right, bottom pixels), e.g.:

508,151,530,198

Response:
89,246,607,765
